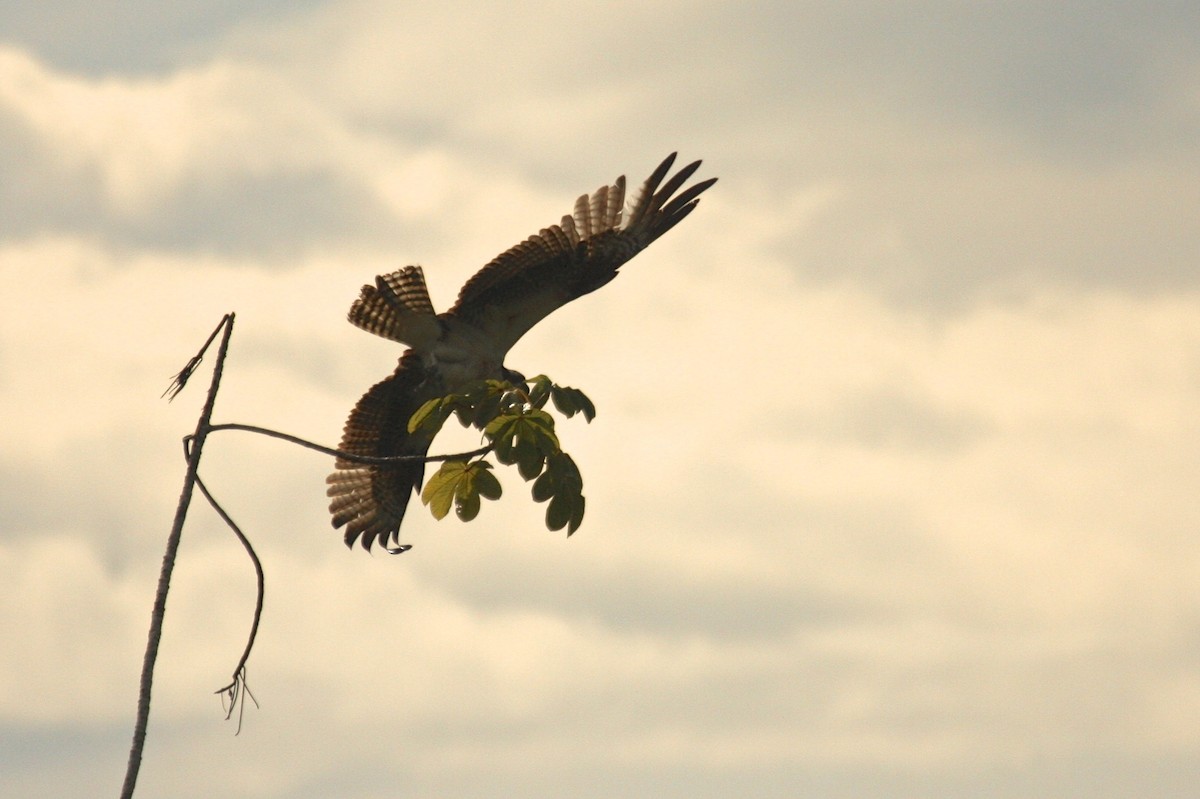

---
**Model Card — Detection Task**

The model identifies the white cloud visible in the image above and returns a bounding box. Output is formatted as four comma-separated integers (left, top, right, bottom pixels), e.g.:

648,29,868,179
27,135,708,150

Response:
2,3,1199,797
0,48,269,212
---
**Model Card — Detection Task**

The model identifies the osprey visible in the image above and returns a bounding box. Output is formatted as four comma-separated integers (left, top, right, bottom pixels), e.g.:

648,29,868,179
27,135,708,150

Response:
328,153,716,550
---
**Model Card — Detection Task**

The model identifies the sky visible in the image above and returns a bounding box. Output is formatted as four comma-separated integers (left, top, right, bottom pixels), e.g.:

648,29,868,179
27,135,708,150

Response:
2,2,1199,797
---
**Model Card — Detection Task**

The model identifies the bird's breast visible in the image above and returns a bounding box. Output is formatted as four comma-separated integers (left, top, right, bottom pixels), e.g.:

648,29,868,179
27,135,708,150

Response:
428,340,501,390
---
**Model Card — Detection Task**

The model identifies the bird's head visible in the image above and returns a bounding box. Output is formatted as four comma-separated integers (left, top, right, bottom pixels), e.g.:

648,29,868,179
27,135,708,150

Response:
499,365,527,388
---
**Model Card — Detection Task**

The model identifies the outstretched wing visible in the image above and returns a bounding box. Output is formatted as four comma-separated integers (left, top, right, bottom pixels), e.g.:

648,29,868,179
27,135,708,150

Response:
347,265,443,350
446,152,716,356
326,351,442,551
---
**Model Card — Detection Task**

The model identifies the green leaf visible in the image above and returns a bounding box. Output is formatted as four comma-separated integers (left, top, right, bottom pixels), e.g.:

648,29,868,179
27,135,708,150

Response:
550,385,596,422
546,491,585,532
543,486,585,534
474,465,502,500
422,460,502,523
515,436,545,480
471,391,503,429
408,397,447,434
521,412,560,454
523,408,556,429
531,470,555,502
528,375,552,409
455,479,481,521
574,390,596,422
487,419,520,465
421,460,467,520
419,380,510,430
527,450,586,535
484,413,517,441
546,452,582,492
546,492,570,531
549,386,575,417
566,495,585,535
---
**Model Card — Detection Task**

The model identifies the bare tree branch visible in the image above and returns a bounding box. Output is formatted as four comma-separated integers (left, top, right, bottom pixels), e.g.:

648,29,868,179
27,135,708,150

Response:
204,422,494,464
121,313,235,799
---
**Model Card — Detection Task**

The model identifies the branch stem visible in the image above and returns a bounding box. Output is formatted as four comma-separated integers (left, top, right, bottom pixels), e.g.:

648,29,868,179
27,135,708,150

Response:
121,313,235,799
204,422,493,464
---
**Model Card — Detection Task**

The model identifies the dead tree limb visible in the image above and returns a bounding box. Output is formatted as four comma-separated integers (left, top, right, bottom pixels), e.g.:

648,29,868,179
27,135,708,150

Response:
120,313,235,799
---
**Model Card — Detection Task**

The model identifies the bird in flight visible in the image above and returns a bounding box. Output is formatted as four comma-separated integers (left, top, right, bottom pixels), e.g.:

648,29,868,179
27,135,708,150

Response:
328,153,716,551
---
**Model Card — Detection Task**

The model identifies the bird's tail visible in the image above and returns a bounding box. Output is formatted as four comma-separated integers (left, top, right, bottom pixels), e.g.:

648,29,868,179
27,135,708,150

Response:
347,265,443,349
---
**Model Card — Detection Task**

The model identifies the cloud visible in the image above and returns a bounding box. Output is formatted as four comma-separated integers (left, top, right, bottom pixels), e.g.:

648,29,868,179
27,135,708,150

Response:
0,49,416,258
2,2,1200,797
0,1,325,75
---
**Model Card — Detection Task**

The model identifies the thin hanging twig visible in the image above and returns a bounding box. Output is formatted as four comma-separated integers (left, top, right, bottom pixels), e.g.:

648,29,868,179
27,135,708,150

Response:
121,313,235,799
188,461,263,735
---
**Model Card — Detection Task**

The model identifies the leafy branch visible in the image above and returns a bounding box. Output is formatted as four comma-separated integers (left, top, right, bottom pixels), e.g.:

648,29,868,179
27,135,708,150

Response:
410,375,594,533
